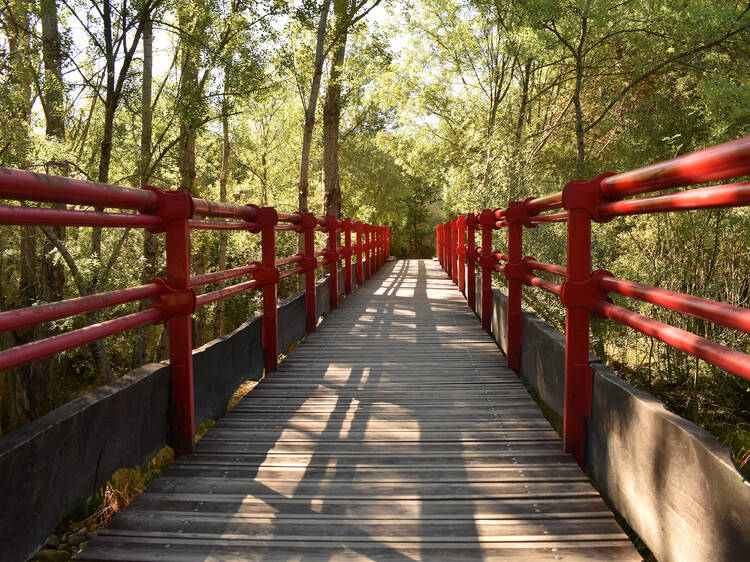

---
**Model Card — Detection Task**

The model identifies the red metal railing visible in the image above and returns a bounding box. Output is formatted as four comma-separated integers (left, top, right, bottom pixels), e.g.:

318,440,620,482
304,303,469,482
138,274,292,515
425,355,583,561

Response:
0,168,389,456
436,136,750,468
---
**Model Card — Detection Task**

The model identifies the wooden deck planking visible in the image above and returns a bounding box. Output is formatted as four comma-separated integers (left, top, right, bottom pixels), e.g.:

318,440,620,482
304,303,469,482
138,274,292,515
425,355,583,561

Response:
78,259,639,561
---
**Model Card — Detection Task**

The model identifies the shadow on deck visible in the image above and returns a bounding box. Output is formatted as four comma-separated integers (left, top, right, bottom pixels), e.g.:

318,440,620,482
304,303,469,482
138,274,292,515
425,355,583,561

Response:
77,260,639,561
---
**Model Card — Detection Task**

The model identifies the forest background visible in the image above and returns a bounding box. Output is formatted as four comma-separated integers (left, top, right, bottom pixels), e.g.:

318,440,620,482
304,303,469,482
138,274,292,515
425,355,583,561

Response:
0,0,749,474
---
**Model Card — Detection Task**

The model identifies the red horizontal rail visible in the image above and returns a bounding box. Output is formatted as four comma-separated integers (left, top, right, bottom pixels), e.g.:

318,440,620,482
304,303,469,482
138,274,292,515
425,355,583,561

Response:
593,300,750,382
195,278,262,307
0,284,163,332
599,275,750,334
525,191,564,214
0,308,163,372
525,259,567,278
493,251,508,262
600,136,750,198
191,199,256,221
274,224,299,231
188,218,256,230
189,264,259,288
598,182,750,217
0,205,161,229
279,266,304,280
531,211,568,223
0,168,158,210
522,273,562,296
276,255,304,267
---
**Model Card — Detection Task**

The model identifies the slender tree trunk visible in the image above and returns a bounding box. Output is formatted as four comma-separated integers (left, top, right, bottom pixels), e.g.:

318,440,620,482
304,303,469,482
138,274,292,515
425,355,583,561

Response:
298,0,332,215
133,13,156,368
40,0,65,139
215,68,230,339
297,0,331,289
573,18,588,168
323,0,349,219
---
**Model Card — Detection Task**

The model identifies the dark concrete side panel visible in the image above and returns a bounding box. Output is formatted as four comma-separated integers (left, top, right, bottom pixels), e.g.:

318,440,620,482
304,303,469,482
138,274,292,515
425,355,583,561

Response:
192,317,263,426
589,364,750,562
519,313,566,416
490,288,509,354
316,276,331,317
277,291,307,353
0,364,170,562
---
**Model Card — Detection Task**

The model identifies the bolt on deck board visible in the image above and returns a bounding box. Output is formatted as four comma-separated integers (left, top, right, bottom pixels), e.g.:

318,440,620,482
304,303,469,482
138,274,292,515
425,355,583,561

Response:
78,259,639,561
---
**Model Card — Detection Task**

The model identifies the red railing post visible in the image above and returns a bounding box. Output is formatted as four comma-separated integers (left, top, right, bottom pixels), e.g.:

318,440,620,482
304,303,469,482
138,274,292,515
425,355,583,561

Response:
466,213,477,312
362,224,372,279
443,223,448,271
479,209,495,332
151,187,197,458
435,225,443,266
451,219,458,284
503,200,533,375
369,225,375,276
560,174,611,468
344,218,353,294
356,221,364,285
301,212,317,334
253,206,279,373
457,215,466,295
326,216,339,310
386,225,390,260
380,226,385,267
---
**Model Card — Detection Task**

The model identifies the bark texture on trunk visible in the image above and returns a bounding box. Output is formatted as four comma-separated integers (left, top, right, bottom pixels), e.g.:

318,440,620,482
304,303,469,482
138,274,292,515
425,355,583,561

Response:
322,0,349,219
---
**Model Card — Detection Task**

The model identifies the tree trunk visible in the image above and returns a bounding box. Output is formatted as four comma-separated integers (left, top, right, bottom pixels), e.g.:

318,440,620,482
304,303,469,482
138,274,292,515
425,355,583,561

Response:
322,0,349,219
297,0,331,289
215,71,230,339
132,12,156,368
298,0,332,215
40,0,65,139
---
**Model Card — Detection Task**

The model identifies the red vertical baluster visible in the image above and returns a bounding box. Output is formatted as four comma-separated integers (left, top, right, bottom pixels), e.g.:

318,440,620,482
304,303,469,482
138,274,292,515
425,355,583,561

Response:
479,209,494,333
255,206,279,373
302,212,317,334
356,221,364,285
441,222,451,277
446,222,452,279
326,216,339,310
368,226,375,277
153,187,197,458
451,219,458,285
503,201,528,375
457,215,466,295
344,218,353,295
386,226,390,260
561,174,611,469
435,225,443,265
466,213,477,312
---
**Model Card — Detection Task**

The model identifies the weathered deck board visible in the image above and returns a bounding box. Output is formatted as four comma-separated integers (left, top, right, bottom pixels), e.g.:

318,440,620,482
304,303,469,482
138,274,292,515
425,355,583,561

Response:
78,259,639,561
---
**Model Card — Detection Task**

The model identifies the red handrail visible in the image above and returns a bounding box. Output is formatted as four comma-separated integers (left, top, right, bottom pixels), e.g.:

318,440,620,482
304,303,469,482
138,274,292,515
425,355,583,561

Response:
436,134,750,469
0,168,388,457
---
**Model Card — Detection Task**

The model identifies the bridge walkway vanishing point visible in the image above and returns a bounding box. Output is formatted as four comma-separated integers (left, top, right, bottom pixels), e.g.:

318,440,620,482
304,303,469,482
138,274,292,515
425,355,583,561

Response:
77,259,639,561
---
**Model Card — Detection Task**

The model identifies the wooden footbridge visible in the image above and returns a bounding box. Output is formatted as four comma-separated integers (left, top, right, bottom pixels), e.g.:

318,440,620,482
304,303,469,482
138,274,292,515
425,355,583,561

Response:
1,138,750,562
74,260,637,560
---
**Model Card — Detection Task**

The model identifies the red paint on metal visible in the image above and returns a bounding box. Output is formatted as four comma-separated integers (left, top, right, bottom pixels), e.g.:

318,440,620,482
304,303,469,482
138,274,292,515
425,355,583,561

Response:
600,135,750,198
466,213,477,312
162,192,197,457
326,216,339,310
457,215,466,295
0,284,162,333
599,182,750,217
344,219,353,295
479,210,495,333
503,201,527,375
301,213,318,334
